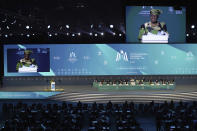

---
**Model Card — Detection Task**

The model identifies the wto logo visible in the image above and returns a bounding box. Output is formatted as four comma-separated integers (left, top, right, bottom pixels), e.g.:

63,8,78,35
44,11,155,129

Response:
70,52,76,57
116,50,128,62
186,51,193,57
68,52,77,63
186,51,194,61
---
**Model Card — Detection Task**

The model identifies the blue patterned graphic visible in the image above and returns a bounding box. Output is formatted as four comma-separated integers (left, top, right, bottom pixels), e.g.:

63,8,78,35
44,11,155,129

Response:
4,44,197,76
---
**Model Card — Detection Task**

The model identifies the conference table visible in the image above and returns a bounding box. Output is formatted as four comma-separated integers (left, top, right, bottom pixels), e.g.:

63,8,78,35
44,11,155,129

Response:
93,81,175,90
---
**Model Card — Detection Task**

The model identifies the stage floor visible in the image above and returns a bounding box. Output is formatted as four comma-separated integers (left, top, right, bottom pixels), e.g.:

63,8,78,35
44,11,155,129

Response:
0,84,197,93
1,84,197,103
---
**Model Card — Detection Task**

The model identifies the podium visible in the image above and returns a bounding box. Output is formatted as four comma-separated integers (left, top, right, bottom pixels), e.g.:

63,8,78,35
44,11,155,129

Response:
51,82,55,91
44,80,64,91
18,65,38,73
142,32,169,43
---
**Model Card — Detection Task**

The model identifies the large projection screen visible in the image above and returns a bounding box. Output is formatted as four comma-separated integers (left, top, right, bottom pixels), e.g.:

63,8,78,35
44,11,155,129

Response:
126,6,186,43
4,44,197,76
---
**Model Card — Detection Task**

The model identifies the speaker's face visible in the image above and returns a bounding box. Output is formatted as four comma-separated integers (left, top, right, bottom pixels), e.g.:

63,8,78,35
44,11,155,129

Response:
150,14,158,23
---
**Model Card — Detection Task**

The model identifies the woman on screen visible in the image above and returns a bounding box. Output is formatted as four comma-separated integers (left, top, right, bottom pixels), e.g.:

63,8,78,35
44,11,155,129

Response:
138,9,169,42
16,50,38,72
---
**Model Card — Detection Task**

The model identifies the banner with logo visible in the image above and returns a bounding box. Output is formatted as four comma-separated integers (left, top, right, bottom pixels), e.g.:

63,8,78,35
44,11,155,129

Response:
4,44,197,76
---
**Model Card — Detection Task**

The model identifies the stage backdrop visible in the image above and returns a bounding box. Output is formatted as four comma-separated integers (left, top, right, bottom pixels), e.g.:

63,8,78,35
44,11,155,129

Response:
126,6,186,43
4,44,197,76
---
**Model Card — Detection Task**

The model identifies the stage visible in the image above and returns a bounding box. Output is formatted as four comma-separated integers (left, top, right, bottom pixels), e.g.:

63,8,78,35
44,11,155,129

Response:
1,81,197,103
